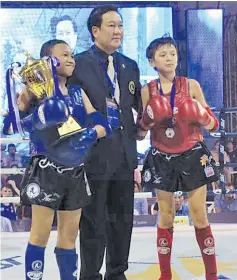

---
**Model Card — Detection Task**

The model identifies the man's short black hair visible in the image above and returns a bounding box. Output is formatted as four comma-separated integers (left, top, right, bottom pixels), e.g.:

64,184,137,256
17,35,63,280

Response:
87,5,120,42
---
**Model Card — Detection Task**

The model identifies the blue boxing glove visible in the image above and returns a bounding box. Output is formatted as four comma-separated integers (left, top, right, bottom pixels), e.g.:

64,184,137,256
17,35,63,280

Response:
70,127,97,151
22,96,69,132
45,127,98,167
32,96,69,130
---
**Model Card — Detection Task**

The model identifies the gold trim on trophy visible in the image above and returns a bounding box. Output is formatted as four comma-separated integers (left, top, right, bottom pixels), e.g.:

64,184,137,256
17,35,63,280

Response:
19,52,84,139
19,53,54,99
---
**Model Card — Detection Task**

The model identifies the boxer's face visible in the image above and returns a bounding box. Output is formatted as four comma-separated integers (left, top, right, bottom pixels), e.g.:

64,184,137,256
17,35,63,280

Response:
150,43,178,74
92,11,123,54
51,43,75,77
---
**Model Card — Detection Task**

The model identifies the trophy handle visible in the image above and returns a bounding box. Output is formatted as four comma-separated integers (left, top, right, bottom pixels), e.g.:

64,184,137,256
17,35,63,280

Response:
46,56,65,100
5,65,28,139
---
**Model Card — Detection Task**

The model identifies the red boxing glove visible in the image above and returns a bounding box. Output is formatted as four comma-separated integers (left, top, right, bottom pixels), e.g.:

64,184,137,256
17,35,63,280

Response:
205,106,219,132
139,95,172,131
179,97,212,126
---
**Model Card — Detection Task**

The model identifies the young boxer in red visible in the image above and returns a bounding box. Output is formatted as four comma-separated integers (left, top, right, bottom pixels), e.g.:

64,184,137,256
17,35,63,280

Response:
137,35,219,280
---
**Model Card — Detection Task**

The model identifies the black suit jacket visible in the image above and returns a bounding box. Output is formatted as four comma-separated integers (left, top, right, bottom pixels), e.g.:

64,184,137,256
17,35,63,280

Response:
68,45,142,173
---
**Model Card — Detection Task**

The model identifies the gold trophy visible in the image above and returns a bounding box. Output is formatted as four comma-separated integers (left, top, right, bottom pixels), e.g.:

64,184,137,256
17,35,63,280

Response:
19,53,82,138
19,53,55,99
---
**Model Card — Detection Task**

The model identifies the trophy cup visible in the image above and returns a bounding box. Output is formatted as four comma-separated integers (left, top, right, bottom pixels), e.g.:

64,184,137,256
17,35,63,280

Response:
19,53,83,138
19,52,55,99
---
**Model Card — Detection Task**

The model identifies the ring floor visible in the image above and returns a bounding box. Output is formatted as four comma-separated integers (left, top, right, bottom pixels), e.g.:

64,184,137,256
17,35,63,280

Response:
1,224,237,280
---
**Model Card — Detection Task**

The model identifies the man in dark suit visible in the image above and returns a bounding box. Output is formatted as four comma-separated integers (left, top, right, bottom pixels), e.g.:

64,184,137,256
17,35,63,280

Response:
68,5,142,280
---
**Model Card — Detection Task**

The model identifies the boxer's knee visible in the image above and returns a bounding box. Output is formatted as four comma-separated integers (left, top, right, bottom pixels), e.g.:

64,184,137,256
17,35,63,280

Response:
29,230,51,247
159,210,175,228
29,205,54,247
190,208,208,228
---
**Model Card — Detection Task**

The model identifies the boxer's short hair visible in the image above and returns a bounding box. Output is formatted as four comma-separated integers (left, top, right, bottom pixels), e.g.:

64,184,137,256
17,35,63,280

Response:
40,39,68,58
146,34,178,61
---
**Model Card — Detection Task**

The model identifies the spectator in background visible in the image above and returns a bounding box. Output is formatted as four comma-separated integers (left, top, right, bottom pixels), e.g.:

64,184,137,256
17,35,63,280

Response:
214,183,237,212
6,164,23,195
3,143,22,168
134,181,148,215
1,143,7,167
226,140,237,162
211,140,232,184
6,177,20,197
174,193,191,221
134,168,141,184
152,193,192,226
50,15,78,53
0,184,17,221
0,216,13,232
151,200,159,216
16,203,32,221
226,140,237,186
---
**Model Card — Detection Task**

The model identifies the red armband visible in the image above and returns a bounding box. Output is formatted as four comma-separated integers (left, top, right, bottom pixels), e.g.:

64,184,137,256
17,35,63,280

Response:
205,107,219,132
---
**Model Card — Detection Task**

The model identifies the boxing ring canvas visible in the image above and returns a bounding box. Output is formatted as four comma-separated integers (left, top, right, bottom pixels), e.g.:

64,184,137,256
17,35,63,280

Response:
1,225,237,279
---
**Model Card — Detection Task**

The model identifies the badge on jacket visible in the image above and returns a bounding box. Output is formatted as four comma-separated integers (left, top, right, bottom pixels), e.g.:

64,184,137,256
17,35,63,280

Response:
129,81,135,94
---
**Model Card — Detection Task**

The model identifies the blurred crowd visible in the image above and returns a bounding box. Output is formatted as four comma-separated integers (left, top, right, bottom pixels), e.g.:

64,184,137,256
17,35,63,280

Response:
1,143,32,231
1,140,237,231
1,138,237,232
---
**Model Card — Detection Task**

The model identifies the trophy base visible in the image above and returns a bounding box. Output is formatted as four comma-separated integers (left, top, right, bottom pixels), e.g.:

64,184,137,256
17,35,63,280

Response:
51,127,87,146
